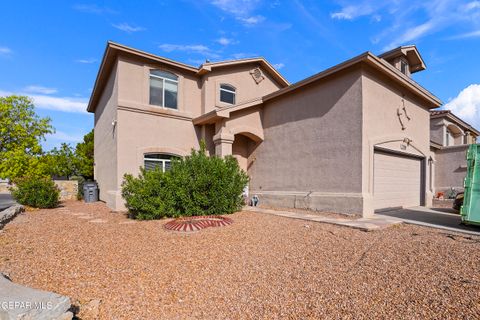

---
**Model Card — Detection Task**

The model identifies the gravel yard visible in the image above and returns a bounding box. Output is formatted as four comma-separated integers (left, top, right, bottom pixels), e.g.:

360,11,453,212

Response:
0,201,479,319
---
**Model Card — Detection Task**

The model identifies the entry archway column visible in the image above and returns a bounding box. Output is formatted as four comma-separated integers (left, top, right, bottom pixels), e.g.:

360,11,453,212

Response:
213,131,234,157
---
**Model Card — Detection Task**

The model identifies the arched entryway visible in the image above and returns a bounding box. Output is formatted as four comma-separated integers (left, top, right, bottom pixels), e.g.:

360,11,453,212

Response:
232,132,262,172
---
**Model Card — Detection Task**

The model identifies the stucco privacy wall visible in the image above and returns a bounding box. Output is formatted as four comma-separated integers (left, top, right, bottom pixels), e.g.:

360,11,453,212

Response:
202,64,284,114
247,68,364,214
361,65,433,215
94,62,118,209
433,145,468,193
54,180,78,201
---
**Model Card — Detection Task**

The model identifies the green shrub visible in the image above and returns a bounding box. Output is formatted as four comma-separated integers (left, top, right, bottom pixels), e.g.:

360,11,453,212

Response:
11,177,60,208
121,143,249,219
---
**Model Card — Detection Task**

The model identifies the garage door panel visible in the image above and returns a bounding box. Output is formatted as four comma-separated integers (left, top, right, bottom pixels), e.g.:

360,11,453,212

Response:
374,151,422,210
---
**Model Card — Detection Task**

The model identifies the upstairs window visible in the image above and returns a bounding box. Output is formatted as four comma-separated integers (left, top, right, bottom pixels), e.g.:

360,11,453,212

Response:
144,154,177,172
445,129,453,146
220,84,236,104
400,60,408,75
149,70,178,109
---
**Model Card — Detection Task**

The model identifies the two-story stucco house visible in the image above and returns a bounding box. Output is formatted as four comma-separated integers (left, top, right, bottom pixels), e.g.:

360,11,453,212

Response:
87,42,442,217
430,110,479,195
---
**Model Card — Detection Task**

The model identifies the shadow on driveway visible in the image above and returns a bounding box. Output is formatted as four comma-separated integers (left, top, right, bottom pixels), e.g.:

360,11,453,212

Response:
378,206,480,235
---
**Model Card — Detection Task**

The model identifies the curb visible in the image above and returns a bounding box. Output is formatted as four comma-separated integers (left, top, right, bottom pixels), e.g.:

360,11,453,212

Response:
0,205,25,230
0,273,73,320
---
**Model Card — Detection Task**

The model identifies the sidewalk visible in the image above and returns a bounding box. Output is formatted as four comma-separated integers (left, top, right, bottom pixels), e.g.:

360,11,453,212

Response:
244,206,403,231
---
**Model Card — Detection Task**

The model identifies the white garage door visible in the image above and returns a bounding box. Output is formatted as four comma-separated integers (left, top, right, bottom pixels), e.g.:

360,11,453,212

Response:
373,150,422,211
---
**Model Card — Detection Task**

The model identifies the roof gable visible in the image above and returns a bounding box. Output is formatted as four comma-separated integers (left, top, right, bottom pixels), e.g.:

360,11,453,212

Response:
87,42,288,112
379,45,426,74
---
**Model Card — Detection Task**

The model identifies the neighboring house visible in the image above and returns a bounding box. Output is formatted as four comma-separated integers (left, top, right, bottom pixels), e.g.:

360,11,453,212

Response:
88,42,442,216
430,110,479,195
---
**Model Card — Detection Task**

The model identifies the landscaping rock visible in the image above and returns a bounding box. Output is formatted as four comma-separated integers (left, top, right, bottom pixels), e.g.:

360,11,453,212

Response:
0,273,72,320
0,205,24,229
78,299,101,319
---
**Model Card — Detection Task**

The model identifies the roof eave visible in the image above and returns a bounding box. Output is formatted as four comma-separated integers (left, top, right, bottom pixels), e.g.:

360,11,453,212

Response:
86,42,113,113
435,112,480,135
263,52,441,108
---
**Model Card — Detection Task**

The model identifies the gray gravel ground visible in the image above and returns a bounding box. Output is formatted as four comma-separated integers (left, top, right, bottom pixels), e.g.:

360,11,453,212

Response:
0,201,479,319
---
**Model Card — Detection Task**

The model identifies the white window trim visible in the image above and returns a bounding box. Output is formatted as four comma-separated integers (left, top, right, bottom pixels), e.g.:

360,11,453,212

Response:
150,72,179,109
144,157,172,172
219,84,236,104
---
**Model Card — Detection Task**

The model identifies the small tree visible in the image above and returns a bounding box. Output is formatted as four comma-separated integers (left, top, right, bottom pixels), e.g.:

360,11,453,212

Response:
43,143,77,179
75,129,94,179
0,95,54,180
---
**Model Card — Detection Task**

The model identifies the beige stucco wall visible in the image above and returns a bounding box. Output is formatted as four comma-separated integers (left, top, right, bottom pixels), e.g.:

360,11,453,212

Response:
430,118,444,145
94,62,119,209
433,145,468,193
202,64,283,114
100,56,286,210
116,56,202,117
246,68,364,214
115,108,200,209
361,65,433,215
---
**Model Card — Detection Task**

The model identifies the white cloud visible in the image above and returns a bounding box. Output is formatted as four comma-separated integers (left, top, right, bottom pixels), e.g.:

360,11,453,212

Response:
210,0,265,25
384,21,436,50
236,15,265,25
46,130,84,143
24,85,58,95
112,23,146,33
73,4,117,14
272,63,285,70
463,1,480,11
216,37,237,45
210,0,261,16
32,95,87,113
448,29,480,39
158,44,221,59
0,90,88,113
330,4,376,20
444,84,480,124
75,58,97,64
0,46,12,55
330,0,480,50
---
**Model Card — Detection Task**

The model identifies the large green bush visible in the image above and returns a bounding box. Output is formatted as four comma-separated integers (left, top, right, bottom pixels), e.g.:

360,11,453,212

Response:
121,144,249,219
11,177,60,208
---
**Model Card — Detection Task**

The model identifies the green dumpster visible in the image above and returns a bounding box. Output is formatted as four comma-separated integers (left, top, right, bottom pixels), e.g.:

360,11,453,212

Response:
461,144,480,225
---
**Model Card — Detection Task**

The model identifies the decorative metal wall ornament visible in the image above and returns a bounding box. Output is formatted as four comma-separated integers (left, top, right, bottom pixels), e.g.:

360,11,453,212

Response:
250,67,265,84
397,97,411,130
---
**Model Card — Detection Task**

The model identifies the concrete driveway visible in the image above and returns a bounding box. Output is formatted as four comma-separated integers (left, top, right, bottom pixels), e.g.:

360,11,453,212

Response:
0,193,15,211
378,206,480,236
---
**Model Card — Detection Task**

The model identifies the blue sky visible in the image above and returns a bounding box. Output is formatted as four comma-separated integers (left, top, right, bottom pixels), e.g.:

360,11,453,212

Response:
1,0,480,150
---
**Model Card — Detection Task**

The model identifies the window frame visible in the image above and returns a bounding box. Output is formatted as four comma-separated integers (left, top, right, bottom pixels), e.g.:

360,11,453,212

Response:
400,60,408,75
149,70,179,109
219,83,236,105
445,129,453,146
143,153,176,172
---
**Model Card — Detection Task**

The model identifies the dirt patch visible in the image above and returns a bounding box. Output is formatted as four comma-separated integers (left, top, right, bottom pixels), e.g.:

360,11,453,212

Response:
0,200,479,319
